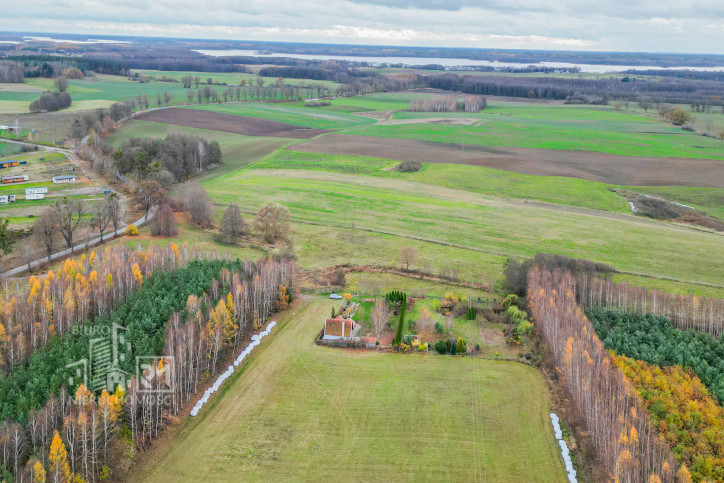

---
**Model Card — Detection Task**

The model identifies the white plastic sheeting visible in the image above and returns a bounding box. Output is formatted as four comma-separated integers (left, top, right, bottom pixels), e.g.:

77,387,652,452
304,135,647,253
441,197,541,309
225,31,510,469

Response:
190,321,277,417
550,413,577,483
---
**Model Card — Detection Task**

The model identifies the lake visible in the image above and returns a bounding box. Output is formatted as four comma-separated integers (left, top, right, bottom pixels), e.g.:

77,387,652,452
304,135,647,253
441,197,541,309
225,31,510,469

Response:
193,49,724,73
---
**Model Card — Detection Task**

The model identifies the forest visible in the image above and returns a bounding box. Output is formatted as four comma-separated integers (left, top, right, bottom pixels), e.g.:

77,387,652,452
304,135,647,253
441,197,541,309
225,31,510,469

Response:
528,267,678,482
0,245,295,482
588,308,724,402
614,354,724,482
423,73,724,105
112,134,222,181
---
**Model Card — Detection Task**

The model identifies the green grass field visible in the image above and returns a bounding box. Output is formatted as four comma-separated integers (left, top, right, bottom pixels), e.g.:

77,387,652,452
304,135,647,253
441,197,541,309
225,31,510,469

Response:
0,141,21,157
186,102,375,130
203,167,723,287
136,298,565,482
345,107,724,160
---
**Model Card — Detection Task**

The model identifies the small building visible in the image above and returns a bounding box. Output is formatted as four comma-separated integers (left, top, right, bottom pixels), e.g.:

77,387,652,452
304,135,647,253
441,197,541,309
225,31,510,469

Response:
322,315,359,340
52,175,77,184
25,187,48,195
26,193,45,200
0,160,18,169
2,175,28,184
0,195,14,203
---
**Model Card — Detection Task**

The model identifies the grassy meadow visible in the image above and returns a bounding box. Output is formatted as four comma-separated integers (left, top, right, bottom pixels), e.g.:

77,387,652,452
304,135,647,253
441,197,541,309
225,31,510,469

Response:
136,298,565,482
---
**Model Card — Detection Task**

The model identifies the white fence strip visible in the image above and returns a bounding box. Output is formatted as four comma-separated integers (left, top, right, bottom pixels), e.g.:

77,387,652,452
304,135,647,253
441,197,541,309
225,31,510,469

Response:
190,321,277,417
550,412,577,483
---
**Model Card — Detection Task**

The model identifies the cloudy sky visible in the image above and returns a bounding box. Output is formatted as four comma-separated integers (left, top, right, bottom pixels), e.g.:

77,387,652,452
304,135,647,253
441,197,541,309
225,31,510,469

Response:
2,0,723,54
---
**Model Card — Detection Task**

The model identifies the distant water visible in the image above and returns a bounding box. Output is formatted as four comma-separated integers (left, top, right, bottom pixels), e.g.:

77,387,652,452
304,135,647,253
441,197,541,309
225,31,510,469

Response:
24,36,131,44
193,49,724,73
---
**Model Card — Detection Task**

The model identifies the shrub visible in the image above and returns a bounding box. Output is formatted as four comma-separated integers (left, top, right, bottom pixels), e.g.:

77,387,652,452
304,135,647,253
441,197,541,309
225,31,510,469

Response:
434,340,448,354
418,344,426,352
395,160,422,172
466,307,477,320
407,319,416,331
125,224,139,236
475,342,481,352
434,321,444,334
455,337,467,354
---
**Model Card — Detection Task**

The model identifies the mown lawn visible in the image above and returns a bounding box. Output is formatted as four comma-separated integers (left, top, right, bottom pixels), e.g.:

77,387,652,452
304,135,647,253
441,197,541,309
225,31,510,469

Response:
136,298,565,482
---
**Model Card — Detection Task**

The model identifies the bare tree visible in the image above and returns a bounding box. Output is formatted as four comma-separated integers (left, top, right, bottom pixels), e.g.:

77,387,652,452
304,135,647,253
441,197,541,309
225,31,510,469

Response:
151,204,177,237
185,184,214,227
253,202,290,244
52,197,86,252
220,204,245,243
400,247,418,270
54,76,69,93
105,193,124,235
134,180,165,216
91,198,112,241
34,209,57,262
371,298,390,342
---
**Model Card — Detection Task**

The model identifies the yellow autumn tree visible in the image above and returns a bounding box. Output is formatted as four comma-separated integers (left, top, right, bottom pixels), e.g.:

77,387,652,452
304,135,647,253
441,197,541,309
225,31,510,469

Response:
278,286,289,310
32,459,47,483
48,430,72,483
75,384,93,411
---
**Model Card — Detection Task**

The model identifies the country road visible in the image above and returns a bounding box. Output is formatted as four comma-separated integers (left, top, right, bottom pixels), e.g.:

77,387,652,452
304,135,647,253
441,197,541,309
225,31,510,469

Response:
1,207,155,278
0,137,146,278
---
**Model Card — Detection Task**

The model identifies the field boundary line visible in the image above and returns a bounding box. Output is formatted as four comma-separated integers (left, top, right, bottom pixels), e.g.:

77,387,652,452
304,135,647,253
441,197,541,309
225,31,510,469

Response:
216,206,724,290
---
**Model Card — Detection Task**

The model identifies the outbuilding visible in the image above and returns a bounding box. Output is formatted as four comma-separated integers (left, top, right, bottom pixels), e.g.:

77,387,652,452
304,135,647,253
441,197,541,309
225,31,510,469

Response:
322,315,359,340
52,175,77,184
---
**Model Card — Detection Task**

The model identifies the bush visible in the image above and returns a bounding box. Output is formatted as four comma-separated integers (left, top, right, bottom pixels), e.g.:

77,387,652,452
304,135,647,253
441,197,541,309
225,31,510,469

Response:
29,91,72,112
418,344,426,352
125,224,139,236
434,340,448,354
455,337,467,354
395,160,422,172
450,338,457,355
434,321,444,334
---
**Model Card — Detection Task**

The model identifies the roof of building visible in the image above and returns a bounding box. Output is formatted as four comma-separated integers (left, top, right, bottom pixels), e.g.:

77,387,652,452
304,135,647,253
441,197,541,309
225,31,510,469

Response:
52,175,76,180
325,315,357,338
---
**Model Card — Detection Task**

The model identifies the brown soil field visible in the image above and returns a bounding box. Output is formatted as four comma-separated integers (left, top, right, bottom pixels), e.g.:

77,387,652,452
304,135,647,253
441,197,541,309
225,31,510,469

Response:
289,133,724,187
135,108,329,139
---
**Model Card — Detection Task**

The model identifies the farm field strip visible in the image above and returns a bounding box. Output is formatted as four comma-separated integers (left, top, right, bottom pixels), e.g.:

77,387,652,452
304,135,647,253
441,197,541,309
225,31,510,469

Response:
256,149,724,219
135,108,329,138
286,134,724,187
136,298,565,482
204,168,724,287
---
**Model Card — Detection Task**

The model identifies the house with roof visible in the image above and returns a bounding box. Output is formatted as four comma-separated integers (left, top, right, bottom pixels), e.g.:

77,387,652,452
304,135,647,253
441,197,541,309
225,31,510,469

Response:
322,315,359,340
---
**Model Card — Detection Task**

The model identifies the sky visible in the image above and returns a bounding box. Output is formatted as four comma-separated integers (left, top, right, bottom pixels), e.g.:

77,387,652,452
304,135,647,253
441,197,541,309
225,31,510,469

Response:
2,0,724,54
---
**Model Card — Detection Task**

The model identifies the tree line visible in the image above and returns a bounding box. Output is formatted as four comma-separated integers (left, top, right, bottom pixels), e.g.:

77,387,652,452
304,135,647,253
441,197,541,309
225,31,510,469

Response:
409,95,485,112
528,267,679,482
422,73,724,106
575,275,724,337
0,61,24,83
